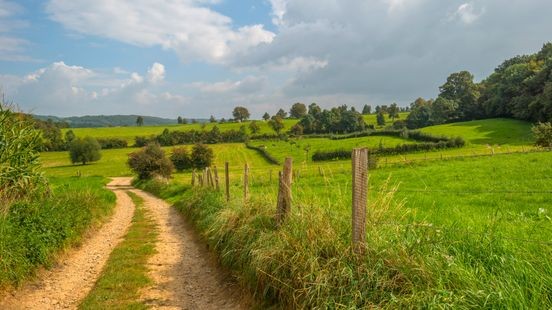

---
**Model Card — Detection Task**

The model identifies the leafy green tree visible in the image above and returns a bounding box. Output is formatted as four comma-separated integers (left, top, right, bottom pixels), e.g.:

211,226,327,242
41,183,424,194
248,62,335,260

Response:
170,147,192,171
232,106,250,122
406,98,433,129
177,116,183,124
268,116,285,134
191,144,214,169
262,112,270,121
69,137,102,165
376,111,386,126
136,116,144,127
65,130,76,144
431,97,458,124
438,71,480,120
207,126,221,144
289,103,307,118
308,103,321,117
532,122,552,147
290,123,304,135
388,103,400,120
249,120,260,134
209,115,216,123
276,108,288,119
128,142,173,180
182,118,188,124
362,104,372,115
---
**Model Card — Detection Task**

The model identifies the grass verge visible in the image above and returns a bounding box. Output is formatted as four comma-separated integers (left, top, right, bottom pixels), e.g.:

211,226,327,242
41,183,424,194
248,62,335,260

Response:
79,191,158,309
0,177,115,289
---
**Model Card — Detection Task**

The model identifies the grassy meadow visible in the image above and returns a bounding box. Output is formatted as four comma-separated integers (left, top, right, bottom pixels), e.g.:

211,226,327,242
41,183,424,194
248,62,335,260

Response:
35,117,551,307
61,112,409,145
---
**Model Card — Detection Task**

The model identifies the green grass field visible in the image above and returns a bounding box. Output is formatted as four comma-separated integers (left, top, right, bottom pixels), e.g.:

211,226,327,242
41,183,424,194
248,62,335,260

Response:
144,151,552,308
62,113,409,144
36,117,551,307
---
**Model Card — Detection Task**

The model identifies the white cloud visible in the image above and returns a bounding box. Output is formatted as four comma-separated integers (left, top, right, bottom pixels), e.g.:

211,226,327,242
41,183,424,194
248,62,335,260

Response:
147,62,165,83
193,76,266,94
46,0,275,64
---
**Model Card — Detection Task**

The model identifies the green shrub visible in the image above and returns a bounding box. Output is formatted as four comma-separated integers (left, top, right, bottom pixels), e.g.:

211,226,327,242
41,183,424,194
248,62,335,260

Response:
532,122,552,147
245,143,280,165
170,147,192,171
69,136,102,165
190,144,213,169
97,137,128,149
128,142,174,180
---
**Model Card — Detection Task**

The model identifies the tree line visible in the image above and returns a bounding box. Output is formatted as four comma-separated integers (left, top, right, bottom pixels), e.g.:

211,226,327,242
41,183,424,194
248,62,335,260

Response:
406,43,552,129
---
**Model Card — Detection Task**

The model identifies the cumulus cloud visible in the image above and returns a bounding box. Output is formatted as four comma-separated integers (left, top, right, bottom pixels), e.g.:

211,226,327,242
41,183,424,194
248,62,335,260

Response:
3,61,190,116
46,0,275,64
147,62,165,83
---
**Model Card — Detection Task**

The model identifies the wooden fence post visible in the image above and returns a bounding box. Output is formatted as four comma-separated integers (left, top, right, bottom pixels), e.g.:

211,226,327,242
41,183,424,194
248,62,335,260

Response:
225,162,230,202
203,168,208,187
352,148,368,254
276,158,293,225
191,169,196,186
213,165,220,191
244,163,250,201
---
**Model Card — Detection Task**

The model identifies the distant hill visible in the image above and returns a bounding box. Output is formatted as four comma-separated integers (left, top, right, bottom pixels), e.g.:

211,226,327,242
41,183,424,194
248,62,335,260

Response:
33,115,178,128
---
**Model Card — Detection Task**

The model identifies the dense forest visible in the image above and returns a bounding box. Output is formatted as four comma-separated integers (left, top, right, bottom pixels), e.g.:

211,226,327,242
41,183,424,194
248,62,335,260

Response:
407,43,552,128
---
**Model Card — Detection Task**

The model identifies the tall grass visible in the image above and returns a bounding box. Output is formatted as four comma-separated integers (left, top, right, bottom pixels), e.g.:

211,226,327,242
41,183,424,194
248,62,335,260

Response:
137,152,552,308
0,104,47,212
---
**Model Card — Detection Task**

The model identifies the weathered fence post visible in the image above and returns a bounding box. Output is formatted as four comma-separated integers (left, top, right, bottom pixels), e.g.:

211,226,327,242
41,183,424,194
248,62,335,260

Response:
225,162,230,202
202,168,208,187
208,167,215,188
352,148,368,254
213,165,220,191
276,158,293,225
191,169,196,186
244,163,250,201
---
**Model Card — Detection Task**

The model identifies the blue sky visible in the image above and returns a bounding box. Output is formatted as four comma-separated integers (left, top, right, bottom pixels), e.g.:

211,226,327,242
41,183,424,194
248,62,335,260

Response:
1,0,551,118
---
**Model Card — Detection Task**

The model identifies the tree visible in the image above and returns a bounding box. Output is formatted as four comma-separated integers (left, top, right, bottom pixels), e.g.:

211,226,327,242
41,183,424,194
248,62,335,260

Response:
290,123,304,135
182,118,188,124
191,144,214,169
69,136,102,165
532,122,552,147
438,71,480,120
136,116,144,127
262,112,270,121
232,106,250,122
209,115,216,123
268,116,285,134
362,104,372,115
177,116,183,124
170,147,192,171
406,98,433,129
276,108,288,119
289,102,307,118
207,125,221,144
388,103,400,121
65,130,76,144
128,142,173,180
249,120,260,134
308,103,321,116
375,105,381,114
376,111,386,126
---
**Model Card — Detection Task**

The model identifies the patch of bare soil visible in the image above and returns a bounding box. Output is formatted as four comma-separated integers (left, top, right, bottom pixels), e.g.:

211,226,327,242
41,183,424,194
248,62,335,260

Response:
131,189,249,310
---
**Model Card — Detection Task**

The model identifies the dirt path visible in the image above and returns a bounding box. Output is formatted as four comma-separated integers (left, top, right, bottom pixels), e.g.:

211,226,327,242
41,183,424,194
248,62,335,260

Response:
131,189,247,309
0,178,136,310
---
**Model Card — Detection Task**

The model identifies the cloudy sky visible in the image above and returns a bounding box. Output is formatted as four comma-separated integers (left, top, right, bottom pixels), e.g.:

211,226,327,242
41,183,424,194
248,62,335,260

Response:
1,0,551,118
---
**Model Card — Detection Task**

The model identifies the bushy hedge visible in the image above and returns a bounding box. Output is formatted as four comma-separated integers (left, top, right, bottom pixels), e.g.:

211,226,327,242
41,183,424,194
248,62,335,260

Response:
313,136,465,162
97,138,128,149
245,143,281,165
